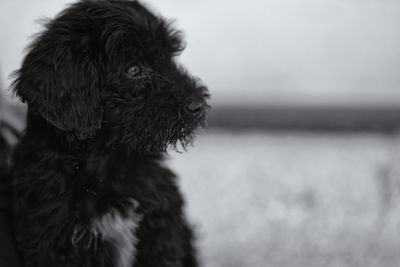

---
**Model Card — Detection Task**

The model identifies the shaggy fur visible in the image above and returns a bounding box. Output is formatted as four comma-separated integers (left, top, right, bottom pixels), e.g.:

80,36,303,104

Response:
11,1,209,266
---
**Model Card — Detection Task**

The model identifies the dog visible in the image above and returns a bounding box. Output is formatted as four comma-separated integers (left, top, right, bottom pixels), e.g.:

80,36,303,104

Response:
11,1,209,266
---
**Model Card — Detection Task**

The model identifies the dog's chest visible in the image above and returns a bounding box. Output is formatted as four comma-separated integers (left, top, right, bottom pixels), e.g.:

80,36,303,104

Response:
91,201,142,267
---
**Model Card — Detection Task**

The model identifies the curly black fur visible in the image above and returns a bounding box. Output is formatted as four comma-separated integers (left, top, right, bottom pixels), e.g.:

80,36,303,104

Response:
11,1,209,266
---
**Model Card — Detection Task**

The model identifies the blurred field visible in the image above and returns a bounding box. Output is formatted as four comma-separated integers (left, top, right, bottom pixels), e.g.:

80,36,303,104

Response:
169,130,400,267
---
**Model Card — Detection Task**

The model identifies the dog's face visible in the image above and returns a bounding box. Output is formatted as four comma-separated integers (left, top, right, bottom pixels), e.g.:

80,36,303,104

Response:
13,0,209,152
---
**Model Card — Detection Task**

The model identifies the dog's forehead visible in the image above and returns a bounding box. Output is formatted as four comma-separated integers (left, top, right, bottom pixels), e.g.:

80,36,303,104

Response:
106,3,175,44
100,3,184,60
51,1,184,61
110,1,165,31
111,1,156,25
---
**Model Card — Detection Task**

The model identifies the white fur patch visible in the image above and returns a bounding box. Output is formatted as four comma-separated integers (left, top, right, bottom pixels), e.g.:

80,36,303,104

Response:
92,199,142,267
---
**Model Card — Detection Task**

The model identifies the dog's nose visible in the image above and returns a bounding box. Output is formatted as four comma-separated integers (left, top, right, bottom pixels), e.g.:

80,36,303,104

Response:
186,100,204,114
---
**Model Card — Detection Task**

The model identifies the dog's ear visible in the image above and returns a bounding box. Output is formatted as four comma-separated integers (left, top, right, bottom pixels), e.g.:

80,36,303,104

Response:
12,25,103,140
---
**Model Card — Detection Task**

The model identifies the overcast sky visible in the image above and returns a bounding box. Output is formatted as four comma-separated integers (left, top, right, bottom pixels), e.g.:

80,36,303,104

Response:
1,0,400,107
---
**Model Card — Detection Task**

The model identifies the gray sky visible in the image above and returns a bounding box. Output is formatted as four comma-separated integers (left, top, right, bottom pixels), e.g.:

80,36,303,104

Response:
1,0,400,107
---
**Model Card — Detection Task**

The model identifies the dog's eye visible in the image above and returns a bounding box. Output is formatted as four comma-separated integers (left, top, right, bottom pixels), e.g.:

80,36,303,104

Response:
126,64,142,77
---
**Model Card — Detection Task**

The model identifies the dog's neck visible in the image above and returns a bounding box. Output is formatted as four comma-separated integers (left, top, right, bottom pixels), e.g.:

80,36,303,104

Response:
25,109,164,172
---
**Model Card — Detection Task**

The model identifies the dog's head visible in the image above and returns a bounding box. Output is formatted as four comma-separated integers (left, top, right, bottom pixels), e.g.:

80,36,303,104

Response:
13,0,209,152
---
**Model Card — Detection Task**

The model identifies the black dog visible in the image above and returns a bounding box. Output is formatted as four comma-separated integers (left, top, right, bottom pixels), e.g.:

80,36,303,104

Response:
11,1,209,266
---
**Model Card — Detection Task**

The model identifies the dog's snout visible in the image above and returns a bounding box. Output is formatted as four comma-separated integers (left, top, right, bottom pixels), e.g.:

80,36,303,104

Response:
186,100,204,114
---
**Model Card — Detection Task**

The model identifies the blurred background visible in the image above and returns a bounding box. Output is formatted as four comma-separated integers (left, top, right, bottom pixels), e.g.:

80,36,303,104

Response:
1,0,400,266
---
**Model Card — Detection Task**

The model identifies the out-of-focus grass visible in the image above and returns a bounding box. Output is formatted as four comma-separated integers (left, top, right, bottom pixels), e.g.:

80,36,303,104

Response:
168,130,400,267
